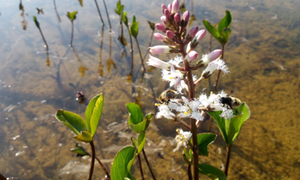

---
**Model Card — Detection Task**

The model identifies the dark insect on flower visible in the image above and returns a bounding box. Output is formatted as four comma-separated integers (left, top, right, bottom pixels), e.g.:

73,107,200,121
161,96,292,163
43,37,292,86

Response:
219,96,241,110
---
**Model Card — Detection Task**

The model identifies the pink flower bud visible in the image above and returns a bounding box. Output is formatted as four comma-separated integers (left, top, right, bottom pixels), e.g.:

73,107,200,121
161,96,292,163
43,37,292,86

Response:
195,29,206,42
164,9,171,20
174,13,181,24
161,4,167,13
161,16,167,24
182,11,190,22
155,23,166,32
168,4,172,12
201,49,222,65
207,49,222,61
166,30,175,39
188,26,198,38
154,33,167,42
172,0,179,14
149,45,171,55
186,50,198,61
147,55,170,70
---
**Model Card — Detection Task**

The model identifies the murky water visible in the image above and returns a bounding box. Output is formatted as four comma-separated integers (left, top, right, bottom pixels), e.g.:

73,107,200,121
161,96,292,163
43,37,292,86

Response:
1,0,300,179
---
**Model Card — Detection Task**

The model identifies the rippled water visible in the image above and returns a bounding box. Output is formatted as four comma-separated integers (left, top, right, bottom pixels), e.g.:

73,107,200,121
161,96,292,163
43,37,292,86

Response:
1,0,300,179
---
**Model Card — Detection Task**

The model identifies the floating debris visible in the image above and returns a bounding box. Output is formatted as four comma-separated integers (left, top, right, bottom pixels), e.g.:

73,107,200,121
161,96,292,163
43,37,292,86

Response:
12,135,20,140
41,100,47,103
270,60,286,71
15,150,25,156
3,105,16,112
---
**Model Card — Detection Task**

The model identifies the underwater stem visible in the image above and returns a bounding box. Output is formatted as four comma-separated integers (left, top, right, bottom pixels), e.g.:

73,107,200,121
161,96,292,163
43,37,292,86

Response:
142,149,156,180
88,141,96,180
137,153,145,180
95,156,110,178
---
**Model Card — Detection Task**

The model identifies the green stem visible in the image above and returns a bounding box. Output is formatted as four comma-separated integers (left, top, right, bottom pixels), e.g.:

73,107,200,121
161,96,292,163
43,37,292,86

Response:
224,145,232,176
191,118,199,180
142,149,156,180
214,44,225,93
88,141,96,180
38,27,48,48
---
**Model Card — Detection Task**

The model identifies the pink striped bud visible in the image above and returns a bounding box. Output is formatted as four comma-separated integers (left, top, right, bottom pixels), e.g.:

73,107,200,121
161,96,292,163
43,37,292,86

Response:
174,13,181,24
171,0,179,14
194,29,206,42
154,33,167,42
147,55,170,70
161,16,167,24
166,30,175,39
186,50,198,62
149,45,171,55
188,26,198,38
164,9,171,20
168,4,172,12
155,23,166,32
182,11,190,22
201,49,222,65
161,4,167,13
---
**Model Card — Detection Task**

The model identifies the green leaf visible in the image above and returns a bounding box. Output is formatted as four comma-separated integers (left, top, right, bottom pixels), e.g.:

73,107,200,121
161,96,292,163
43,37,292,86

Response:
127,103,153,133
218,10,232,35
132,15,136,24
131,22,139,38
208,103,250,145
67,11,78,21
70,143,90,156
126,102,143,124
33,16,40,28
115,1,124,15
55,109,87,135
137,132,146,154
74,131,93,142
222,28,232,43
122,12,128,26
197,133,217,156
111,146,136,180
198,164,226,180
203,20,220,40
85,94,104,137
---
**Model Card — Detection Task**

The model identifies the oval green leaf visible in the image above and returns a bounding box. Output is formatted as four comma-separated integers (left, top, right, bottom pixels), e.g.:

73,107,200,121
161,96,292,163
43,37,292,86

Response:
70,143,89,156
67,11,78,21
218,10,232,35
111,146,136,180
85,93,104,137
208,103,250,145
198,164,226,180
33,16,40,28
55,109,87,135
197,133,217,156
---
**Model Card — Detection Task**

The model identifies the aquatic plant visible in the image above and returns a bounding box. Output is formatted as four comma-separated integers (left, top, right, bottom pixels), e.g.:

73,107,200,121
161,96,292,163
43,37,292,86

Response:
54,0,250,179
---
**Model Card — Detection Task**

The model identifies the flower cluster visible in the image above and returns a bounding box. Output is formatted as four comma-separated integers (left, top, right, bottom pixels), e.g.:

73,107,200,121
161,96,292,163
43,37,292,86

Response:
148,0,231,151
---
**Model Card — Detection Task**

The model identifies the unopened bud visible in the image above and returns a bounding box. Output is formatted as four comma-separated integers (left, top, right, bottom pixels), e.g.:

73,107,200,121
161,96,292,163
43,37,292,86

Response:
188,26,198,38
161,4,167,13
168,4,172,12
154,33,167,42
171,0,179,14
174,13,180,24
182,11,190,22
149,45,171,55
186,50,198,62
161,16,167,24
166,30,175,39
155,23,166,32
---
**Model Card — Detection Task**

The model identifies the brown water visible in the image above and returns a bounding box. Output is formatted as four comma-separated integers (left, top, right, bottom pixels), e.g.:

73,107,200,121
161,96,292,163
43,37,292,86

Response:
1,0,300,179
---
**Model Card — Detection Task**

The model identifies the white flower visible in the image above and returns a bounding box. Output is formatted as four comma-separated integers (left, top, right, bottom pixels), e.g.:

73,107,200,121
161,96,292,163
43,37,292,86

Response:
168,56,183,67
201,59,229,78
156,104,175,120
176,97,203,122
162,65,187,93
173,129,192,152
